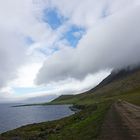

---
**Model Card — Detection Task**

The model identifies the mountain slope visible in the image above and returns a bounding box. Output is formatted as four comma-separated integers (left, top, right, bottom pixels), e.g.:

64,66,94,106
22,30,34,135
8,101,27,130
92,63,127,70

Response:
51,67,140,105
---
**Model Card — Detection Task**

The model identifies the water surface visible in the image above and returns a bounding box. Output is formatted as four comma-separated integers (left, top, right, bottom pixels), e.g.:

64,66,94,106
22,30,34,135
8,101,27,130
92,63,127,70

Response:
0,104,74,133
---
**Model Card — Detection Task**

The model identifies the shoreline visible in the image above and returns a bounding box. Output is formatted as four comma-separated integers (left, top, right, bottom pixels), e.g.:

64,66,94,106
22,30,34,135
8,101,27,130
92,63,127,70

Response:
0,104,76,135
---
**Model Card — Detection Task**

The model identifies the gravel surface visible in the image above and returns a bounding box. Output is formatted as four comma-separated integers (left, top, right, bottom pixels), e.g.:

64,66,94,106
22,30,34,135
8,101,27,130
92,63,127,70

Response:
99,101,140,140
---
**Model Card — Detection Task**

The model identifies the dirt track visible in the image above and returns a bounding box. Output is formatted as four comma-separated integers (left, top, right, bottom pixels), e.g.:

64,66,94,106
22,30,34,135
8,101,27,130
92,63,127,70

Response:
99,101,140,140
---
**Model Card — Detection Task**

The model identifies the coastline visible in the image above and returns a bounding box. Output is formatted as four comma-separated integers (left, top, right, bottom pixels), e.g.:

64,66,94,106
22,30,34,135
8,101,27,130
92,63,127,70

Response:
0,104,75,135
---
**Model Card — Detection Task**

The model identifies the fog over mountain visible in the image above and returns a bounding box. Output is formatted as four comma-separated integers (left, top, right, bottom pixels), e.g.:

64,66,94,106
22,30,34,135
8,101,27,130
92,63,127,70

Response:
36,6,140,84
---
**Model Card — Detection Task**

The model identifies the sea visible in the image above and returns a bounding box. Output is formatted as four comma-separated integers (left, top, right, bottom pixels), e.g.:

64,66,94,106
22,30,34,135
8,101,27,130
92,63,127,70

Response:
0,103,74,133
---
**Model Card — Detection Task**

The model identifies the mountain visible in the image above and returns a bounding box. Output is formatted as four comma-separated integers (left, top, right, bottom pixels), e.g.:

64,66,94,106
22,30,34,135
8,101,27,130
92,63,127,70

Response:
51,66,140,105
23,94,58,104
88,65,140,92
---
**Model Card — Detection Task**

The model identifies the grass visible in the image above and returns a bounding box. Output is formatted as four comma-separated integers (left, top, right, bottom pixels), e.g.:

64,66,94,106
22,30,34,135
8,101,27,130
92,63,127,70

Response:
47,101,112,140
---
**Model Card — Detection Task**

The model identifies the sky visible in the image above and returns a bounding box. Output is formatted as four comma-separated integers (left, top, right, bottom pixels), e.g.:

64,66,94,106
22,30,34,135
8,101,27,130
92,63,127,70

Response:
0,0,140,102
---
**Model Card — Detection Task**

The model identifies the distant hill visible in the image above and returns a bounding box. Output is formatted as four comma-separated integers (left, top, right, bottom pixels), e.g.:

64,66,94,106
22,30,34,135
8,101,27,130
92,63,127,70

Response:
51,66,140,105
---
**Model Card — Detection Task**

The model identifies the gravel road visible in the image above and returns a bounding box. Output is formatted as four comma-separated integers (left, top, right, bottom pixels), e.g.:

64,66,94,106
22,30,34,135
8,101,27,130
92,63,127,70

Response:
98,100,140,140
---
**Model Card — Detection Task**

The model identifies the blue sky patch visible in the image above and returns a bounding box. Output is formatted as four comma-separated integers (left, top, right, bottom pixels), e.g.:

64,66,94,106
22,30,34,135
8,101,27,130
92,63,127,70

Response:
38,46,59,56
101,4,110,18
63,25,85,47
25,37,35,45
13,86,53,95
42,8,66,30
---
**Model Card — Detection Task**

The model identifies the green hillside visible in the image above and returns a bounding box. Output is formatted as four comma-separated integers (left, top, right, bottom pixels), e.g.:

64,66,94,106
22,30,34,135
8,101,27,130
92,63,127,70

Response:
51,67,140,106
1,67,140,140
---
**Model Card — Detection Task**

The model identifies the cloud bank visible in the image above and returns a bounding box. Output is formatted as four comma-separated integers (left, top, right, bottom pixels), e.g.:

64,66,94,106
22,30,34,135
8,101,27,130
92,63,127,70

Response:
36,5,140,85
0,29,26,88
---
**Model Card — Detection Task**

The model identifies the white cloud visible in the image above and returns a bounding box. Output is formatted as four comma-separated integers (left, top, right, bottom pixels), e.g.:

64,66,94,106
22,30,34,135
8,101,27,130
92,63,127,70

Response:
36,4,140,85
11,63,42,87
47,0,140,28
45,70,110,95
9,70,109,103
0,28,26,88
0,0,47,100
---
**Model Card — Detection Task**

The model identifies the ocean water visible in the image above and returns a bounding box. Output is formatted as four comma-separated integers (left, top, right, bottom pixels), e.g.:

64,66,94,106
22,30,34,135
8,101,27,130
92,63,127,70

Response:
0,104,74,133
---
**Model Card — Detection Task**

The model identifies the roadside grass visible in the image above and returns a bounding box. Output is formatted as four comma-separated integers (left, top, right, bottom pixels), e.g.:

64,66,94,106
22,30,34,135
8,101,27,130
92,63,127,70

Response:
102,88,140,106
48,101,112,140
118,89,140,106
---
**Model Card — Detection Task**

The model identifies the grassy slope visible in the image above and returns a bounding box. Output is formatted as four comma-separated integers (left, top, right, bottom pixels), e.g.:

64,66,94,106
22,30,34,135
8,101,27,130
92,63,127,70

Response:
0,69,140,140
51,69,140,106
